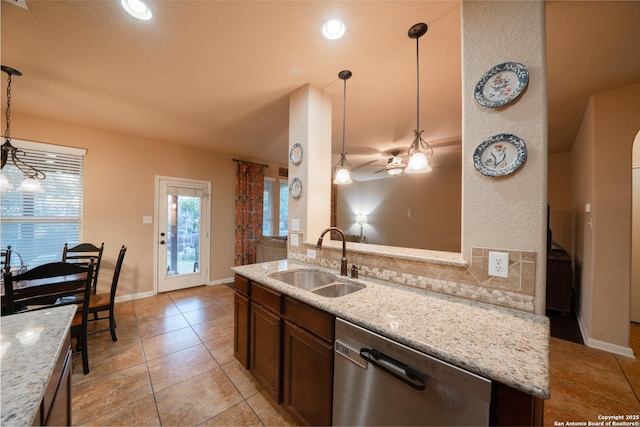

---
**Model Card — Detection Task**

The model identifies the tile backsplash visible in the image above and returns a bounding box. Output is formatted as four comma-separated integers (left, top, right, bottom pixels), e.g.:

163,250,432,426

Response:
288,233,536,313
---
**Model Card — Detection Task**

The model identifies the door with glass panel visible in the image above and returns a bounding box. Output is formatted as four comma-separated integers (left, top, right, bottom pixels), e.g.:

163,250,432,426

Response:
156,177,210,293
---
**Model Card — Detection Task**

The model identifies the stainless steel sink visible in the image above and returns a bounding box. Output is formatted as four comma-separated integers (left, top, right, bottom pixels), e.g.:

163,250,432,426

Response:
311,282,366,298
270,269,336,290
269,269,366,297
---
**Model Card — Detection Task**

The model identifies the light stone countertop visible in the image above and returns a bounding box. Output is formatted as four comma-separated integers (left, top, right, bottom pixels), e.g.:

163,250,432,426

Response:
232,259,550,399
1,305,76,426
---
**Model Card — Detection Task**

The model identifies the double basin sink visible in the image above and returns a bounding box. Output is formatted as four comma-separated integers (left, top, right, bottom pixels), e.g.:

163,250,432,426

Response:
269,269,365,298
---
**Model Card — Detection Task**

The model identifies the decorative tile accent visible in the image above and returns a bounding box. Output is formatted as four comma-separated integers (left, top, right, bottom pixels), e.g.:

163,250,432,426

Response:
289,235,537,313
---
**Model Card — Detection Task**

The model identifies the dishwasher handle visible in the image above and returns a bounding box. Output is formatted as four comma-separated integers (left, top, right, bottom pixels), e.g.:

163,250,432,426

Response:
360,347,426,391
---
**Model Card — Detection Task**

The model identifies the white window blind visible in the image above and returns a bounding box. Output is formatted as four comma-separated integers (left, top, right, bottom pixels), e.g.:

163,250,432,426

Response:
263,178,274,236
279,179,288,236
1,139,86,270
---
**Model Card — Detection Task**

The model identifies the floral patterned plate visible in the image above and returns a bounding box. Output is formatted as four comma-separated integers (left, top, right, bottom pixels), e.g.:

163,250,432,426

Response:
473,134,527,177
474,62,529,108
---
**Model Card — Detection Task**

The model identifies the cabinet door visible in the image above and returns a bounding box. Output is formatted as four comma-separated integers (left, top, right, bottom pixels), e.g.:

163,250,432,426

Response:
250,302,282,402
283,321,333,426
234,292,250,368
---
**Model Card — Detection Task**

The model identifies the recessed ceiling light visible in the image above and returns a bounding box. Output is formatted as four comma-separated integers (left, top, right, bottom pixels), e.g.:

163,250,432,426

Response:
322,19,346,40
121,0,152,21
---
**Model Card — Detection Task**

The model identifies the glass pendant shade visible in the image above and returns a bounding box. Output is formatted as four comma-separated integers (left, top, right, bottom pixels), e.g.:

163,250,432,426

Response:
387,167,404,176
0,173,13,191
334,166,353,185
17,177,44,193
405,152,432,174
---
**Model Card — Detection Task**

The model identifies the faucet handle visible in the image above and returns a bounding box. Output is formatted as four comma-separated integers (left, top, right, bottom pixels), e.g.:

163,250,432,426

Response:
350,264,359,279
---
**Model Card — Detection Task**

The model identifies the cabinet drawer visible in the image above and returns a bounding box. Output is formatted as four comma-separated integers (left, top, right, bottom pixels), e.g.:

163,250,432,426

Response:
234,275,250,297
283,297,334,342
252,282,282,313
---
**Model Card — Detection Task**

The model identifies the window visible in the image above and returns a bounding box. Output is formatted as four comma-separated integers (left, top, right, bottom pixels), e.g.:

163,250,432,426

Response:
263,178,274,236
279,179,288,235
263,177,288,237
1,139,86,270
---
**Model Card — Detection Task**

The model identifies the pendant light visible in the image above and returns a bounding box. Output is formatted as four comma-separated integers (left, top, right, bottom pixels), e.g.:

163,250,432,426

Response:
405,23,433,174
333,70,353,185
1,65,45,192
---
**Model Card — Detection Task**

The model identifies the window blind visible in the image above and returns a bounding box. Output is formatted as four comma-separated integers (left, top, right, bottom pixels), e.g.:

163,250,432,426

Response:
1,139,86,270
263,178,274,236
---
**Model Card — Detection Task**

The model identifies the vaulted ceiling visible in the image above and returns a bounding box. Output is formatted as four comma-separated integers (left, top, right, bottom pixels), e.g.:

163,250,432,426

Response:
2,1,639,179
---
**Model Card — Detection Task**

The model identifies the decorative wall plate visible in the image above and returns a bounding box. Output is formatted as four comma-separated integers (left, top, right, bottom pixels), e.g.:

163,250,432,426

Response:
289,143,303,165
473,134,527,177
474,62,529,108
289,177,303,198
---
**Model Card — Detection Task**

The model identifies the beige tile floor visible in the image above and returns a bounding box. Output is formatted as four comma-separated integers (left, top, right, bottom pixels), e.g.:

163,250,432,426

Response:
71,284,640,426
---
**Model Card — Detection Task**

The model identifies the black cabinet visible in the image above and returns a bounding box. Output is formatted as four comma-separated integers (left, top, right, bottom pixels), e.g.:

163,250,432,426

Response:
546,250,573,314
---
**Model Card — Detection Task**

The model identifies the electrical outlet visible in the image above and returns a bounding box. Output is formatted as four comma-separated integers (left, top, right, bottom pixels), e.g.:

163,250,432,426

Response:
290,234,299,247
307,249,316,259
488,251,509,278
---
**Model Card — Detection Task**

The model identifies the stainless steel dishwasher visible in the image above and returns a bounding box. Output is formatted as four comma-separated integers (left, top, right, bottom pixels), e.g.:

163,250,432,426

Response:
333,318,492,426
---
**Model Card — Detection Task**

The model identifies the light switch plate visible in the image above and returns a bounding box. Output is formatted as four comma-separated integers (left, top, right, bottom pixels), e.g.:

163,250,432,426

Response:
142,216,153,224
291,219,300,232
488,251,509,278
290,234,299,247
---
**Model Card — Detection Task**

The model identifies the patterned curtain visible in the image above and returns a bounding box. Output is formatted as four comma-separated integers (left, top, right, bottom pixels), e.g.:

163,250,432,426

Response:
234,162,266,265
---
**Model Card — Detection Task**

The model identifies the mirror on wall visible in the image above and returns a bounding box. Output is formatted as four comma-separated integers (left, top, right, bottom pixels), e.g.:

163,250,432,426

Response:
334,164,462,252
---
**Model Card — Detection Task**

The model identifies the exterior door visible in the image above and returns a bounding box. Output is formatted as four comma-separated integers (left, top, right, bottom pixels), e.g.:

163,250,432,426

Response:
156,176,210,293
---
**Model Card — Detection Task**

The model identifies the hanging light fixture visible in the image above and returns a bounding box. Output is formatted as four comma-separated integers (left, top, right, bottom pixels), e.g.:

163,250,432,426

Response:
333,70,353,185
1,65,45,193
405,23,433,174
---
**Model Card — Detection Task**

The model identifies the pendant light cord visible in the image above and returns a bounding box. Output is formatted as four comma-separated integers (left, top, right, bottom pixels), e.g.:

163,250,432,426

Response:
342,76,347,155
415,34,420,134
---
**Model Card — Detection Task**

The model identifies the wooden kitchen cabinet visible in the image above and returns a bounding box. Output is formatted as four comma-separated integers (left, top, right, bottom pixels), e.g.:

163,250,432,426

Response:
282,297,334,426
233,274,336,424
36,332,72,426
249,283,283,402
491,382,544,426
234,275,251,368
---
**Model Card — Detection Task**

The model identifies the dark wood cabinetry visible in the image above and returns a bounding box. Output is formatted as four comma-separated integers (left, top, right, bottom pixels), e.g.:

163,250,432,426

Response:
546,250,573,314
233,274,335,425
491,382,544,426
250,300,282,401
36,332,72,426
283,297,334,426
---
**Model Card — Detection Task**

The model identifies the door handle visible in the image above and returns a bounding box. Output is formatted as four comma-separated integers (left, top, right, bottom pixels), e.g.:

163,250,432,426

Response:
360,347,426,390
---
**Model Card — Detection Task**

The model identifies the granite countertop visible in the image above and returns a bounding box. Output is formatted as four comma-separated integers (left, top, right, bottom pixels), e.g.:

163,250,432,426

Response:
232,260,550,399
1,305,76,426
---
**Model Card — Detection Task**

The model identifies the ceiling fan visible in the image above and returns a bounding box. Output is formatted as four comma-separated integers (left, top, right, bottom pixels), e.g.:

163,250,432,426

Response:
374,150,407,175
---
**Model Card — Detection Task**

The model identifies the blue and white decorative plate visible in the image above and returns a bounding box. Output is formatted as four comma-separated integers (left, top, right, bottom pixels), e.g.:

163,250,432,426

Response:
473,134,527,177
289,143,303,165
289,177,303,199
474,62,529,108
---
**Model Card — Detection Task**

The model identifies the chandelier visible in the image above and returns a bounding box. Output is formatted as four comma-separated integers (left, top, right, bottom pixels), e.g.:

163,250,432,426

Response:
404,23,433,174
1,65,45,193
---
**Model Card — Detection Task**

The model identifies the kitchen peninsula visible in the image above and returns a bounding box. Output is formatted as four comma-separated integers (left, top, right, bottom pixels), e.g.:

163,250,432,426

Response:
1,305,75,426
232,259,550,425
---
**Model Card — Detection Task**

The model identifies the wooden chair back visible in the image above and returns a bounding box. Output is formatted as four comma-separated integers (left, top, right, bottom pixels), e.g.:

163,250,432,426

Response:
62,242,104,294
3,261,94,315
1,245,11,275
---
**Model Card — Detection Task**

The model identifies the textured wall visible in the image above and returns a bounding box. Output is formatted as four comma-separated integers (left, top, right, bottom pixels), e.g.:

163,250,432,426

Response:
461,1,548,313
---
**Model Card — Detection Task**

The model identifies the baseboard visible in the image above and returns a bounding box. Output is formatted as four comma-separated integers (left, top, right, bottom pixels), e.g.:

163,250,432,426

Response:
114,290,155,303
208,277,234,286
577,315,636,358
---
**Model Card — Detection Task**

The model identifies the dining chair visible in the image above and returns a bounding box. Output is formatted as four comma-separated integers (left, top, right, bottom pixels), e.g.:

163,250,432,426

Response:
1,245,11,275
3,261,95,374
62,242,104,294
88,245,127,341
